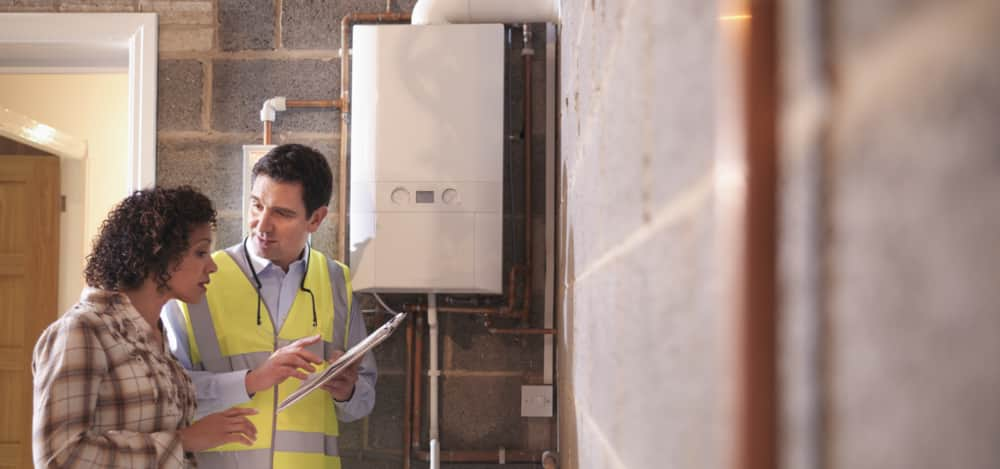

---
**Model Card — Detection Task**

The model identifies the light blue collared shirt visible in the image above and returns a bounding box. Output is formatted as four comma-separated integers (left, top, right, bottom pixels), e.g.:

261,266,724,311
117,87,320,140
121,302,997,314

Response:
161,243,377,421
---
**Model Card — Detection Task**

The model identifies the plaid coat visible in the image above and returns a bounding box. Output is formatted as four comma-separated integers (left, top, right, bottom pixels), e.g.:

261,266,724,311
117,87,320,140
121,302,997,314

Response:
32,288,197,468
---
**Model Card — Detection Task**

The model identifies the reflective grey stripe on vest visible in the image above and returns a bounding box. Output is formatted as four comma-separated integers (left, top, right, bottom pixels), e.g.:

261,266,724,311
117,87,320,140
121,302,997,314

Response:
186,299,224,371
195,436,338,469
195,448,271,469
189,331,344,373
329,261,352,350
273,430,339,456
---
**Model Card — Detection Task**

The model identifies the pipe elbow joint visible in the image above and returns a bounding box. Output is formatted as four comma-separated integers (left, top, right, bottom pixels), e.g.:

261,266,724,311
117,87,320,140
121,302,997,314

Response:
260,96,287,122
411,0,446,24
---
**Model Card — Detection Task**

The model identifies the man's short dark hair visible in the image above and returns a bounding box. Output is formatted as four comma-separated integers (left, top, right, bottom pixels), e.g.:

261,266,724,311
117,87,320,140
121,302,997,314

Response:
252,144,333,217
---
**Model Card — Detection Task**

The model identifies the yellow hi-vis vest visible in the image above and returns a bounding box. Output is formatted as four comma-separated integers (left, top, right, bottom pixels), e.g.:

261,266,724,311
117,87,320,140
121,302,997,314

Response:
179,249,353,469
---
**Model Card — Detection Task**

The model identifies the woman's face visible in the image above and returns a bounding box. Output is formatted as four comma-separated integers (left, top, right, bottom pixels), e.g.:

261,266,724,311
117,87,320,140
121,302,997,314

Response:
167,223,217,303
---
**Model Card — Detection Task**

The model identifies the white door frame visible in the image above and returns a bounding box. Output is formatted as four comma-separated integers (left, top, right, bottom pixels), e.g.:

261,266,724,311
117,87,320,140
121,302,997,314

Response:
0,13,158,190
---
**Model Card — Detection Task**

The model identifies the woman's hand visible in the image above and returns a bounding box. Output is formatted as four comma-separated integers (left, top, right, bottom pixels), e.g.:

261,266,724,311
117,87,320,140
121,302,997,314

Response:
179,407,258,452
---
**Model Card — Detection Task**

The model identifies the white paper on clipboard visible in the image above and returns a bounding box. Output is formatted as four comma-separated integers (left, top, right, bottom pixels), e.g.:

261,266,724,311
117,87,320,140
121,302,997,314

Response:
278,312,407,413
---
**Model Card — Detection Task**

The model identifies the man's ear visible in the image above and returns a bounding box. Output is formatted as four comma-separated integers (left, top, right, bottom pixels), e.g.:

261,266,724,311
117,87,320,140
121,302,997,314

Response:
307,206,328,233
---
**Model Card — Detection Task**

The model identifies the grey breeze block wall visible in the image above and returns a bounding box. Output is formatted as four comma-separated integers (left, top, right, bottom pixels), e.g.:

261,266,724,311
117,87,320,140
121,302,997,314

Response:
558,1,727,469
0,1,552,469
781,1,1000,469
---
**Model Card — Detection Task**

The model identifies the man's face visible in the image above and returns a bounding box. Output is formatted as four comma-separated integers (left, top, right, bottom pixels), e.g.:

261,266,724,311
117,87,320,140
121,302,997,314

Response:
247,175,327,270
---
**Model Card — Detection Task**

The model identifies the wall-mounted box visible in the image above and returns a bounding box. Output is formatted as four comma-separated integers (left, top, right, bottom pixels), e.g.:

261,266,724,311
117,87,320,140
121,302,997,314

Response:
521,385,553,417
349,24,504,293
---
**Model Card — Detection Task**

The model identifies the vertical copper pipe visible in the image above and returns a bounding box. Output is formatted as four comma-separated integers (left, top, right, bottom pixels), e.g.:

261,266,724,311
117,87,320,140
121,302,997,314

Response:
403,316,413,469
742,5,779,469
338,18,350,263
337,11,411,262
725,2,780,469
263,120,272,145
521,27,534,324
411,315,423,450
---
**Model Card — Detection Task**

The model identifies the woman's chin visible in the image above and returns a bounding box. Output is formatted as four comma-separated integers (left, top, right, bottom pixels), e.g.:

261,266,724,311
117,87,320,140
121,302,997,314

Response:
176,289,206,304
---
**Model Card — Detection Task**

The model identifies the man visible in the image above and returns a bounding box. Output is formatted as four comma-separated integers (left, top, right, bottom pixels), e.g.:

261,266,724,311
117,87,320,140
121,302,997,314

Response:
162,144,376,468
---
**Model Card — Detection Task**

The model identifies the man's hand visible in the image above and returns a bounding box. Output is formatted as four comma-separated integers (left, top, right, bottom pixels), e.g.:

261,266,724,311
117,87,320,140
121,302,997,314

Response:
320,349,358,402
179,407,258,452
245,334,324,395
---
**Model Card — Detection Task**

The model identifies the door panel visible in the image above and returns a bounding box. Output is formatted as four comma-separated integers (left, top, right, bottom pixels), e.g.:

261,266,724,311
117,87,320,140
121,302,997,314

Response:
0,155,60,469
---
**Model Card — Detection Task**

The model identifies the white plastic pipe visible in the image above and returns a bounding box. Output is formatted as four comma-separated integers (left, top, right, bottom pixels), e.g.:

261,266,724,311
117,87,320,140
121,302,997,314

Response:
543,23,556,387
259,96,287,122
411,0,559,25
428,293,441,469
430,438,440,469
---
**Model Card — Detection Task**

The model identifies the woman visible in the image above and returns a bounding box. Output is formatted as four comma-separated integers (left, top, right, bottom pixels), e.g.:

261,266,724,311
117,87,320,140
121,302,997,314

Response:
32,186,257,468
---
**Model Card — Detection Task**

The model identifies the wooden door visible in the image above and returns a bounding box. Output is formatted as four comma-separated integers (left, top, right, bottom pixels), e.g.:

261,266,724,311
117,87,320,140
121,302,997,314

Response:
0,155,60,469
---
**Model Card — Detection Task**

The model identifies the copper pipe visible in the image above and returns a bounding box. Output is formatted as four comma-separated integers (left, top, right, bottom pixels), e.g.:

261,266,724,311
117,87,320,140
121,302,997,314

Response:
488,327,556,335
738,2,779,468
260,99,342,144
413,448,550,464
402,266,523,317
286,99,342,108
521,25,534,325
337,11,412,262
410,315,423,450
403,315,413,469
718,2,780,469
482,314,554,335
404,304,519,317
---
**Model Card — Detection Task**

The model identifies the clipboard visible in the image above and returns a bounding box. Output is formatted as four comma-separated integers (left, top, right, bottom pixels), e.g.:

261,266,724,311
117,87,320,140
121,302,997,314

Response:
277,311,408,413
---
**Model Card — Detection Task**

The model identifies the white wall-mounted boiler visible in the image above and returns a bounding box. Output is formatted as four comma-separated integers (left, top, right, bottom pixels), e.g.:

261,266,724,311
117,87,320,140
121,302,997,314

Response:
349,24,504,294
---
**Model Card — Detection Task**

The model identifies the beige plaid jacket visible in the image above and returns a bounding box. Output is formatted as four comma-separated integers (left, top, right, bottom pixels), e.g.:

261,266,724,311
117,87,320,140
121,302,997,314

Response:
32,288,197,468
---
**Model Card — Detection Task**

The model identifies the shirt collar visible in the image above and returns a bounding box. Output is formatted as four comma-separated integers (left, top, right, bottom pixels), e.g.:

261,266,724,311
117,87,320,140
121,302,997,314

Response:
245,242,307,274
78,286,153,334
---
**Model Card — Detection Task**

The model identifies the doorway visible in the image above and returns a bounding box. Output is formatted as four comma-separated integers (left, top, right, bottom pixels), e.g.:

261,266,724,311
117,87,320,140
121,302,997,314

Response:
0,151,60,469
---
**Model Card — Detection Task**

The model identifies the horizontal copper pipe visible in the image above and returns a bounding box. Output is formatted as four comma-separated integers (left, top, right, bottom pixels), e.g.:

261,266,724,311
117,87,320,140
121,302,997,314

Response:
413,448,550,464
402,266,524,318
404,304,518,317
487,327,556,335
484,314,554,335
286,99,342,108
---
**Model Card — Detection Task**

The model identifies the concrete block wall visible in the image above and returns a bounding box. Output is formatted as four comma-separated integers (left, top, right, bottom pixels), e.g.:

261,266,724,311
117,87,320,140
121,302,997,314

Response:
557,1,727,469
781,1,1000,469
561,1,1000,469
0,2,550,468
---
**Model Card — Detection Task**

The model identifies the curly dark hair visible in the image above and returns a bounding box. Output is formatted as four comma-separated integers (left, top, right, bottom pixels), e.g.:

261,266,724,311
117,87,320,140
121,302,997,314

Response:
252,143,333,216
84,185,217,292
